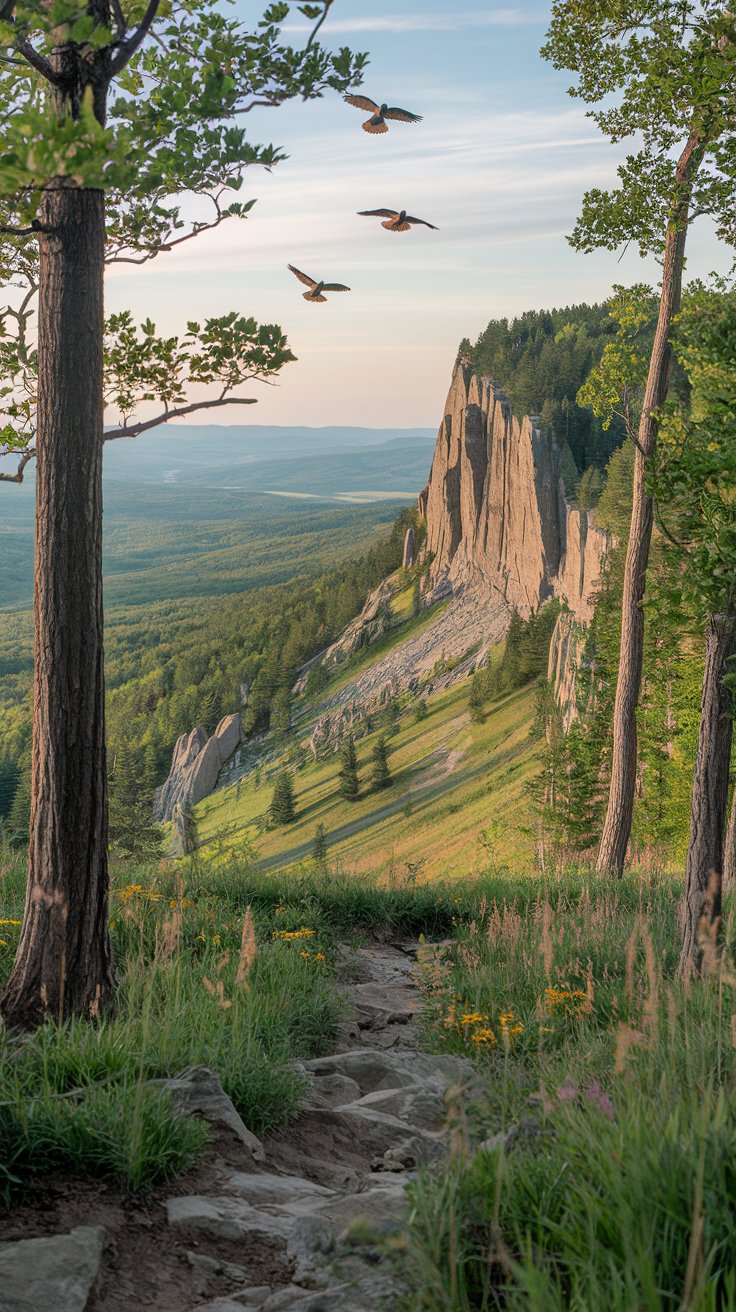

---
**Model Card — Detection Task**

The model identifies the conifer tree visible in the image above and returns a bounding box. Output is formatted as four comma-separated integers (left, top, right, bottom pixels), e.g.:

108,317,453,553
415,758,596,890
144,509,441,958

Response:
371,736,392,791
339,734,360,801
312,822,328,869
270,771,296,826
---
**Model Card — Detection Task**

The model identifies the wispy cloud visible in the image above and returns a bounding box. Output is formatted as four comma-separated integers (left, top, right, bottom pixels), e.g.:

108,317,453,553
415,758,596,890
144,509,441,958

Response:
284,9,543,35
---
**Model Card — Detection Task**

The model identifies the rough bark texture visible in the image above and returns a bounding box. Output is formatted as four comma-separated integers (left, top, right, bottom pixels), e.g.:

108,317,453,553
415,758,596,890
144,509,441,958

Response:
596,134,702,877
679,613,736,978
0,186,114,1027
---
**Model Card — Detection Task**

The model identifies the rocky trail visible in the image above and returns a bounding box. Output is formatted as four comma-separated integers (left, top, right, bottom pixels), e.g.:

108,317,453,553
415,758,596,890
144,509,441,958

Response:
0,943,476,1312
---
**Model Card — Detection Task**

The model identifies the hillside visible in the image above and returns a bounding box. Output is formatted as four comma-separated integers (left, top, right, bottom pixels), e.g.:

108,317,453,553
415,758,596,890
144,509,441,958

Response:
196,673,539,880
0,426,433,611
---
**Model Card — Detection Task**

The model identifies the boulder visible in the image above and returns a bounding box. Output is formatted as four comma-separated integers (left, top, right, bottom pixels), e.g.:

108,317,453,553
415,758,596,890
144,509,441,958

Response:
147,1067,265,1159
154,717,244,822
0,1225,105,1312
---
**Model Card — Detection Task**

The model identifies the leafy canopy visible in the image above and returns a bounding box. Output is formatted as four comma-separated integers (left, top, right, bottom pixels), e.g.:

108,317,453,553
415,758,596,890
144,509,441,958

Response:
542,2,736,254
0,0,366,471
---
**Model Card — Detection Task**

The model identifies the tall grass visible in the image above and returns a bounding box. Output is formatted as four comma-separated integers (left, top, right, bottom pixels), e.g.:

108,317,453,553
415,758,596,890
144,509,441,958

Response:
407,873,736,1311
0,846,501,1203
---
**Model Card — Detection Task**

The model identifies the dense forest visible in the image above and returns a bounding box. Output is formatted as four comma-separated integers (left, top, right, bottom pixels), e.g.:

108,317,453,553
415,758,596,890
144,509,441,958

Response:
458,301,667,475
0,510,416,845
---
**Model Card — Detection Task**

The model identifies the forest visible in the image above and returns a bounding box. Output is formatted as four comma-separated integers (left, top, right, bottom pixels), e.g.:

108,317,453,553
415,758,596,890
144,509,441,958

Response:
1,1,736,1309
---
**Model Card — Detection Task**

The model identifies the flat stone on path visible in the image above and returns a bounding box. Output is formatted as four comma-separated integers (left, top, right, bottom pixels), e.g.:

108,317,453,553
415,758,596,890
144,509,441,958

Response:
0,1225,105,1312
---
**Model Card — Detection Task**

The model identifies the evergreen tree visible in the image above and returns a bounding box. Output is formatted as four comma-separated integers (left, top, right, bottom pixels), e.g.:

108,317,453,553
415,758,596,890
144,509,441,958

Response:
312,823,328,869
270,771,296,826
0,755,19,823
339,734,360,801
371,737,392,791
411,578,422,618
414,698,429,723
469,672,488,724
271,687,292,737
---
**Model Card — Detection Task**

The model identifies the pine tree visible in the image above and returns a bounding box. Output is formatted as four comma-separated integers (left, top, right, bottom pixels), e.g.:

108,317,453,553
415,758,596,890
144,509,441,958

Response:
371,737,392,791
339,734,360,801
270,771,296,826
312,823,328,869
469,671,488,724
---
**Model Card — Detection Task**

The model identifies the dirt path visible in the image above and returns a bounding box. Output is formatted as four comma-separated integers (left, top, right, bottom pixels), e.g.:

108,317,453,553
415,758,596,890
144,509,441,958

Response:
0,944,474,1312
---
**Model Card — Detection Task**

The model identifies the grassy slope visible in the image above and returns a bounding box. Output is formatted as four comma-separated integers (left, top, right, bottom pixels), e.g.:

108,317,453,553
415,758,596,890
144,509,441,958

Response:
196,677,540,881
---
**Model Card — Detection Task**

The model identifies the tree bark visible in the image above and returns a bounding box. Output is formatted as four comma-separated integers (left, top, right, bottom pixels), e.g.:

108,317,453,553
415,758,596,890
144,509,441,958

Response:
596,133,702,878
0,185,114,1027
679,613,736,978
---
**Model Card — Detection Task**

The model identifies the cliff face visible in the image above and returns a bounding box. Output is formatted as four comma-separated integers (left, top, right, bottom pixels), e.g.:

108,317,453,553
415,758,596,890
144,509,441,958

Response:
421,364,607,721
422,364,606,621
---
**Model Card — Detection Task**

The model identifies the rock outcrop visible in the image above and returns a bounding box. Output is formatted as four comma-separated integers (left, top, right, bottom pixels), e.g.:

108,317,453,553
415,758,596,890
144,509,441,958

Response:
421,363,608,723
155,714,244,822
401,527,415,569
422,363,606,620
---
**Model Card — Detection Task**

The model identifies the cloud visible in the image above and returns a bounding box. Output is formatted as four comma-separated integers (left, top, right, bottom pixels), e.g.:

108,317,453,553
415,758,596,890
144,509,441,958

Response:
284,9,543,35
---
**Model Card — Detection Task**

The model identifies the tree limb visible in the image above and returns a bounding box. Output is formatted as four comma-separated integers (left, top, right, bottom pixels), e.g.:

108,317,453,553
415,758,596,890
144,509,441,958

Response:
103,395,257,441
15,38,62,84
0,221,42,237
108,0,161,76
0,448,35,483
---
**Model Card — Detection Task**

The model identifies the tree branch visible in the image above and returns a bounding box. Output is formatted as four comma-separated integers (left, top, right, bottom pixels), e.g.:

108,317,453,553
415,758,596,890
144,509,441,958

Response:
103,395,257,441
15,37,62,84
0,448,35,483
108,0,161,76
0,221,42,237
106,208,229,266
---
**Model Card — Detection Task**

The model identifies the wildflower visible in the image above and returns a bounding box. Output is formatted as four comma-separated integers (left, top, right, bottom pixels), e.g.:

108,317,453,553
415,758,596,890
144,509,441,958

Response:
0,939,8,948
212,934,221,945
0,919,21,926
470,1027,496,1045
300,951,311,959
314,952,325,962
271,928,316,941
196,932,206,942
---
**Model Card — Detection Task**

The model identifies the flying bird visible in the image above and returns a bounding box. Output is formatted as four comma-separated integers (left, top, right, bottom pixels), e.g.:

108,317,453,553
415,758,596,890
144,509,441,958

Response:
358,208,438,233
344,95,423,134
287,264,351,303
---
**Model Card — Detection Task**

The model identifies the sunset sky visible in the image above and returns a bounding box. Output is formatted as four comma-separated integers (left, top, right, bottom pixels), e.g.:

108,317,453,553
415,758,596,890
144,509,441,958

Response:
106,0,728,429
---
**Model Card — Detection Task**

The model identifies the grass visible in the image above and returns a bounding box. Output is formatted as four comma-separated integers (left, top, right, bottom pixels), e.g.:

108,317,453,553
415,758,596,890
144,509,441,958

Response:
0,846,495,1205
404,871,736,1312
197,682,540,879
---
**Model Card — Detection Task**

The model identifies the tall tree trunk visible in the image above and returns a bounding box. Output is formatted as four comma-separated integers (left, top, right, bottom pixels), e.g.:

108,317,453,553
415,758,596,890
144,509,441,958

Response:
0,185,114,1028
596,133,702,878
679,613,736,978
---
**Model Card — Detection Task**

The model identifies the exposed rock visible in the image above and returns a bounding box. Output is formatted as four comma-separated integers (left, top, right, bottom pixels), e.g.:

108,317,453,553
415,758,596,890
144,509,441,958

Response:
294,581,395,703
0,1225,105,1312
401,527,415,569
155,716,244,822
421,363,608,725
147,1067,265,1159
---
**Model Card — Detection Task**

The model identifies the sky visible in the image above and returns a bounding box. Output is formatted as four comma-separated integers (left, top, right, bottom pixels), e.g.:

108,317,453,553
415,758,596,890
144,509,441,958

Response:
106,0,729,430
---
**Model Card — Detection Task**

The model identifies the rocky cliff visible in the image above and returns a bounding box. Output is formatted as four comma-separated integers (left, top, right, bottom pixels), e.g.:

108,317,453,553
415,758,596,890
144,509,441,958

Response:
420,363,608,720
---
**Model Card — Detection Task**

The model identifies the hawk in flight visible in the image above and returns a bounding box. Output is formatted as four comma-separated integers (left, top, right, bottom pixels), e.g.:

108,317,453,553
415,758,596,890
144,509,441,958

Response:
288,264,351,303
344,95,423,134
358,208,438,233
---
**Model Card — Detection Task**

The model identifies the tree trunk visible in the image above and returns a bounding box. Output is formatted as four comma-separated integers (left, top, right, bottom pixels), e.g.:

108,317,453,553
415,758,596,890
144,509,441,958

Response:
596,133,702,878
0,185,114,1028
724,787,736,890
679,613,736,978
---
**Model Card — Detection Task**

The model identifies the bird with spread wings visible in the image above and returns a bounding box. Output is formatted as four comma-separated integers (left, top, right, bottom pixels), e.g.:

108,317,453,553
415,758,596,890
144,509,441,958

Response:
344,95,423,134
288,265,351,303
358,208,438,233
